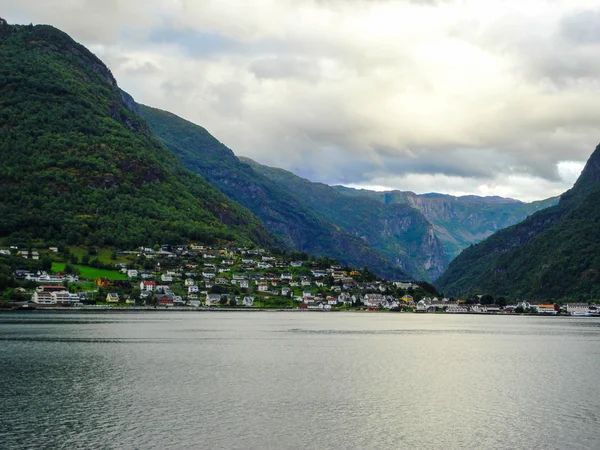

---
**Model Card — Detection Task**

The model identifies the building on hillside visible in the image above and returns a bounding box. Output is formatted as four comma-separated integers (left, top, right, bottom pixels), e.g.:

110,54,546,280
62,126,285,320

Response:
106,293,120,303
140,281,156,291
33,291,54,304
96,278,113,288
364,293,385,307
205,293,221,306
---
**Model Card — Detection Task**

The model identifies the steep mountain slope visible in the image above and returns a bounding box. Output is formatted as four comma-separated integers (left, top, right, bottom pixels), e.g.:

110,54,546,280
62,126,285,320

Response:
138,105,413,280
0,19,272,248
335,187,558,260
241,158,448,280
436,144,600,300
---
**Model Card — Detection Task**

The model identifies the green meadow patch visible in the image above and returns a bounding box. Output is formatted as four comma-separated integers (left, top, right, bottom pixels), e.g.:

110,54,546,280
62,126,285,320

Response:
52,263,128,281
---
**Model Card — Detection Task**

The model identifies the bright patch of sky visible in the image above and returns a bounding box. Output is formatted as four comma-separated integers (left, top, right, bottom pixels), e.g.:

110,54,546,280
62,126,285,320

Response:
2,0,599,201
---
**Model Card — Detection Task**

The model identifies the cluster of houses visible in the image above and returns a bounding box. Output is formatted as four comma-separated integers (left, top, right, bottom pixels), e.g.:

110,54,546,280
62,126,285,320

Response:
3,244,599,314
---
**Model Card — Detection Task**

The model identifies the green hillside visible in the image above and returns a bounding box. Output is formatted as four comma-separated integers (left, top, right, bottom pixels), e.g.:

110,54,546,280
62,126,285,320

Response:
0,19,272,249
436,144,600,300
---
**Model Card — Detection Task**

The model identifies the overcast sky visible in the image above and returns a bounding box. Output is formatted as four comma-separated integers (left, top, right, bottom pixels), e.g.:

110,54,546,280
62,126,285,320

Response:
4,0,600,201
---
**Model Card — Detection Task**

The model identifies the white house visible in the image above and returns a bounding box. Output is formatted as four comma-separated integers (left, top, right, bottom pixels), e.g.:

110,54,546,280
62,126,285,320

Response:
106,293,120,303
140,281,156,291
161,274,173,283
364,293,385,307
567,303,590,315
127,269,138,278
184,278,195,286
33,291,54,304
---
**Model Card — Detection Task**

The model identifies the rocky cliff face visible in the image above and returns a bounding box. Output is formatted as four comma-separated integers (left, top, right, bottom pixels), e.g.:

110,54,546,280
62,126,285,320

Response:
335,187,558,261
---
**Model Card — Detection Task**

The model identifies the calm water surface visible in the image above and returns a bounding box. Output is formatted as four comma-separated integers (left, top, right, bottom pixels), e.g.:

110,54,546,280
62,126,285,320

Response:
1,311,600,449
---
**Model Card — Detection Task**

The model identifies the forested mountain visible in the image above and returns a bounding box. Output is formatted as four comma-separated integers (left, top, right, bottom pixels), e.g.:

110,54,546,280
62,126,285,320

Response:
436,144,600,300
139,105,415,280
335,187,558,260
0,19,272,249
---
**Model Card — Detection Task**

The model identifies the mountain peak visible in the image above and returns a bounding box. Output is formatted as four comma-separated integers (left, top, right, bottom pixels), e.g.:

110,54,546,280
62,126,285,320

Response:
559,143,600,204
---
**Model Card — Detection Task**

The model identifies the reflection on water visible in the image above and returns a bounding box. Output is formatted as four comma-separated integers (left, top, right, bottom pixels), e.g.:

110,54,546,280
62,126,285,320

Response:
1,312,600,449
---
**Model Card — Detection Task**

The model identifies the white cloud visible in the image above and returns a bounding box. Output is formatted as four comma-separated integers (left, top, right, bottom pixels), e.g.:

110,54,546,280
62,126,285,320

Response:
2,0,599,201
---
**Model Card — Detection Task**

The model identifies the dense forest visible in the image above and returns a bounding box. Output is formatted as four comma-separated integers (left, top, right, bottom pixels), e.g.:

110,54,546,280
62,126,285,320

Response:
0,20,272,250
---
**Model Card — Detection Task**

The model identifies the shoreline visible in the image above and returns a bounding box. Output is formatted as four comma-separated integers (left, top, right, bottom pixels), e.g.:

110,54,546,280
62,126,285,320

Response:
0,305,589,317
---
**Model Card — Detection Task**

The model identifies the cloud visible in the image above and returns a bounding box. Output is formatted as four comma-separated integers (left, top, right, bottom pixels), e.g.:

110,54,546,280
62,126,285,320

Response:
2,0,599,201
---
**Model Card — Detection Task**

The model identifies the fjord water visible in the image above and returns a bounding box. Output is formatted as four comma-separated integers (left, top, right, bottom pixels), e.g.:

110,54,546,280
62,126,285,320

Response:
1,312,599,449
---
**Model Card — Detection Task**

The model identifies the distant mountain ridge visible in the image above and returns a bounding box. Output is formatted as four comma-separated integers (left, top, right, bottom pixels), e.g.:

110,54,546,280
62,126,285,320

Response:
436,144,600,300
334,187,558,260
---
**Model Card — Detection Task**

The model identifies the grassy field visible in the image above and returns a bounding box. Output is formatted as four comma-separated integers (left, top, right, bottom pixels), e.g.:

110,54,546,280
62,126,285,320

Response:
52,262,128,281
69,247,133,264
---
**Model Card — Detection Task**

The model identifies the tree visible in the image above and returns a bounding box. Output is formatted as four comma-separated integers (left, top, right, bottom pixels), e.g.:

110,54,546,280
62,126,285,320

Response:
480,294,494,305
40,257,53,272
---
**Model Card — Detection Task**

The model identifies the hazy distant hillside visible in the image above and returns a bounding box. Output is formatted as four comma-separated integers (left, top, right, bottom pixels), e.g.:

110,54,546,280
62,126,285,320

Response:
0,19,272,249
335,187,558,260
436,144,600,300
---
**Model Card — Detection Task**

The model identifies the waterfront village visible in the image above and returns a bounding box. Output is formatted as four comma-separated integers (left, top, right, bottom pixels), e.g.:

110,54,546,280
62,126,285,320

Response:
0,244,597,316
